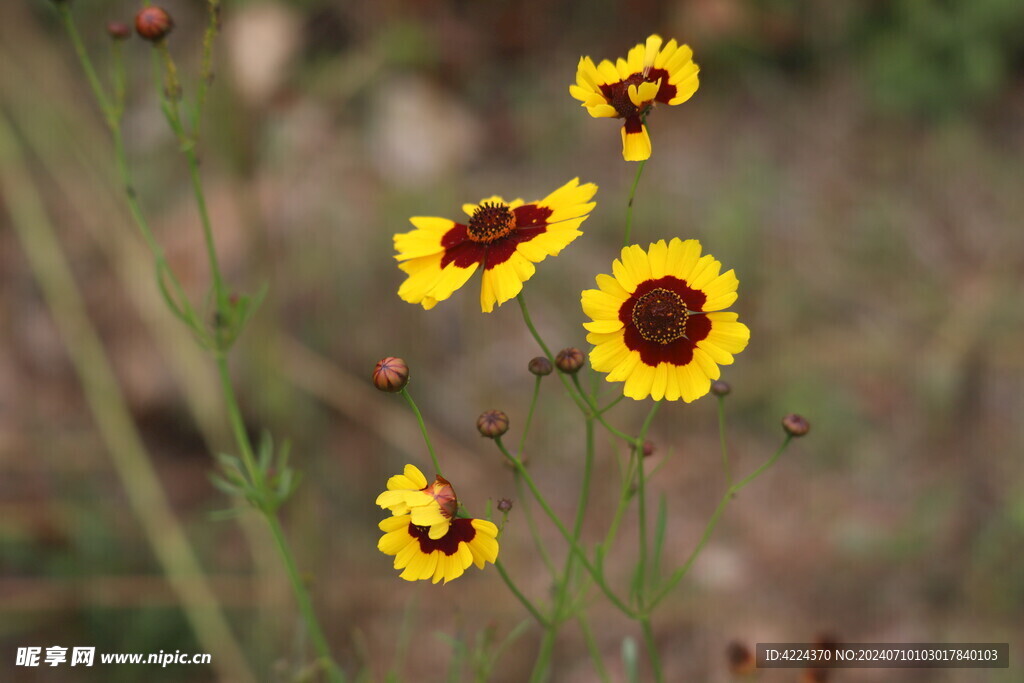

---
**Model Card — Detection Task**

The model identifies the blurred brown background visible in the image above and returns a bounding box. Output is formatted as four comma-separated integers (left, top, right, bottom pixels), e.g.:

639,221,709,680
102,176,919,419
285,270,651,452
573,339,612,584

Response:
1,0,1023,681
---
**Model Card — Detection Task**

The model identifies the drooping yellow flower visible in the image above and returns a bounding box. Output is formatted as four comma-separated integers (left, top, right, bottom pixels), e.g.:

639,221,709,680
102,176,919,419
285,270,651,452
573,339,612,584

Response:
570,35,699,161
375,464,456,540
378,514,499,584
394,178,597,312
582,239,749,401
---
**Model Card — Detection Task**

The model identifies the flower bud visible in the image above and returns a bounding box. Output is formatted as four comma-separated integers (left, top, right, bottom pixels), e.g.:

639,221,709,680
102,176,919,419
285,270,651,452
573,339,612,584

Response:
372,357,409,393
496,498,513,513
642,440,656,457
476,410,509,439
528,356,553,377
135,6,174,42
107,21,132,40
782,413,810,437
711,380,731,397
555,347,585,374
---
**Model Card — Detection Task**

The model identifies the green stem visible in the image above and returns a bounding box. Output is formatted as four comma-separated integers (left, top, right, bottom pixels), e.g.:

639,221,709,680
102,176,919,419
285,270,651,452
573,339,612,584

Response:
514,472,557,578
0,112,254,683
578,614,611,683
493,439,636,618
632,402,662,605
494,561,547,627
401,387,442,475
646,435,793,611
623,159,647,248
265,516,344,683
530,629,558,683
717,395,733,487
515,293,589,415
640,617,663,683
517,375,543,459
58,5,112,120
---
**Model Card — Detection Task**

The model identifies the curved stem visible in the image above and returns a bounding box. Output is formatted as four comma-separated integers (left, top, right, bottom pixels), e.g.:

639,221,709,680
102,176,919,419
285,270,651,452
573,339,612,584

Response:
517,376,543,459
646,435,793,611
494,561,547,627
578,614,611,683
400,387,442,476
640,617,663,683
632,401,662,605
493,438,636,618
514,473,557,578
623,159,647,248
516,293,589,415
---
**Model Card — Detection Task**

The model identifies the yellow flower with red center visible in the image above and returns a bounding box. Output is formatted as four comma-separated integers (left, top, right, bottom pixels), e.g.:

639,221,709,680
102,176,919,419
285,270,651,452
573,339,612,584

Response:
394,178,597,312
375,464,499,583
375,464,456,540
378,514,499,584
582,239,749,401
570,35,699,161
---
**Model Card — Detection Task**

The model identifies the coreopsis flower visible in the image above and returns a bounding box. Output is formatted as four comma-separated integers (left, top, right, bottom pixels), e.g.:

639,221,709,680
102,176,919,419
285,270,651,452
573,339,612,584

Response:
581,238,749,402
378,514,500,583
375,464,456,540
394,178,597,312
570,35,699,161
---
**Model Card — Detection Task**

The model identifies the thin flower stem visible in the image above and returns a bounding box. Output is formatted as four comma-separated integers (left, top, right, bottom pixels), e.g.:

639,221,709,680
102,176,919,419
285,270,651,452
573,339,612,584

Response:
717,395,733,487
192,0,221,137
530,629,558,683
598,394,626,415
515,293,589,415
494,561,548,628
513,473,557,578
632,401,662,605
598,454,637,563
493,438,636,619
646,435,793,611
517,375,543,458
623,159,647,248
0,109,255,683
264,515,345,683
640,617,664,683
400,387,442,476
57,5,112,120
577,614,612,683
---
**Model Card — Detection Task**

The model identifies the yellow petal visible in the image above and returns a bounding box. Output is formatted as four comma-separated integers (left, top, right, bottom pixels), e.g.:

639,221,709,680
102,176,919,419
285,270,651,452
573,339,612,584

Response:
606,350,641,382
596,59,620,85
650,363,669,401
620,123,652,162
627,43,644,74
621,244,652,284
654,39,678,70
628,83,644,107
646,239,669,279
615,57,631,80
644,35,663,69
596,273,630,299
636,80,660,103
587,103,617,118
623,360,656,400
589,334,629,372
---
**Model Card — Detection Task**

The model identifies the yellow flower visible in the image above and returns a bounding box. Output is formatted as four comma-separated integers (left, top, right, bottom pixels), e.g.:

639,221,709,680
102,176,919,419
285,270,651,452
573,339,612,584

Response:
394,178,597,312
581,239,749,401
375,464,456,540
570,35,699,161
377,514,499,584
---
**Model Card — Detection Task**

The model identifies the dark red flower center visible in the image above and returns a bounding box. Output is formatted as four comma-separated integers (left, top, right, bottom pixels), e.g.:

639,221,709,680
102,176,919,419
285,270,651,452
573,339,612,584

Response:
632,288,688,344
409,518,478,556
468,202,516,243
598,67,678,120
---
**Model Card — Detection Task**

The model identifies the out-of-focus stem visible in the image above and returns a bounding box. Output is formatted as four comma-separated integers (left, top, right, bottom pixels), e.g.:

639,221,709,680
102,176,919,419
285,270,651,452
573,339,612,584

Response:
0,113,254,683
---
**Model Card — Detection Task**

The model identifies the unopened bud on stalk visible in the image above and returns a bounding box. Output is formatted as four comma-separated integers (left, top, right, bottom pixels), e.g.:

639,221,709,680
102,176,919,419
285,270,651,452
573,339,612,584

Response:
107,21,132,40
555,347,585,374
711,380,731,396
476,410,509,439
372,357,409,393
782,413,810,437
135,6,174,42
642,440,656,457
496,498,513,513
528,356,553,377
